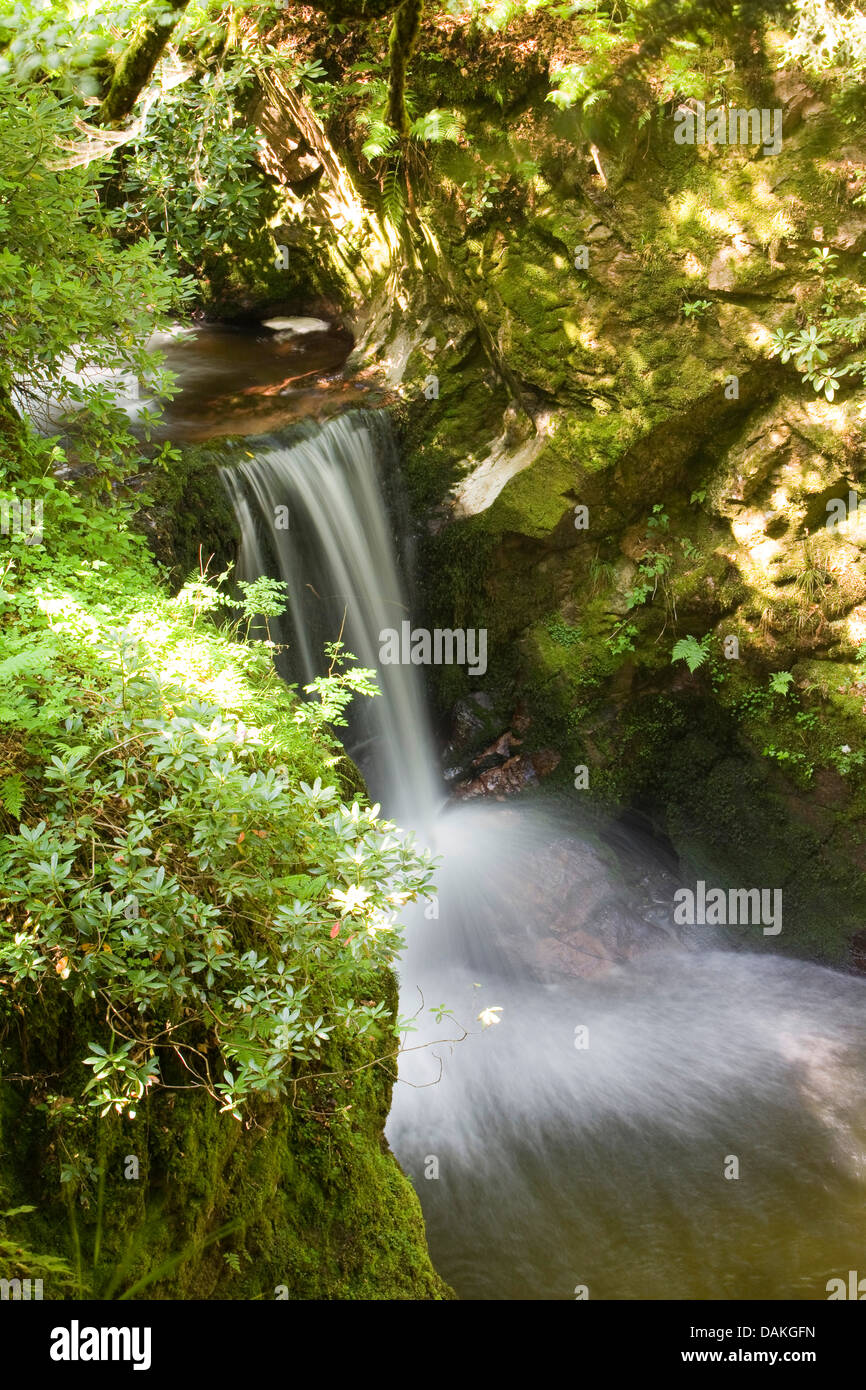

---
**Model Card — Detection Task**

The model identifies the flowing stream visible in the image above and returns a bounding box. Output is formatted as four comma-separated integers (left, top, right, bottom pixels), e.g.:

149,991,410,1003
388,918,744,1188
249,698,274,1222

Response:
219,401,866,1301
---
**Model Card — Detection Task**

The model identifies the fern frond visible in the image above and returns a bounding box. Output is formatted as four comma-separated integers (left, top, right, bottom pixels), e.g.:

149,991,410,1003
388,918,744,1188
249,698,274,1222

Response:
671,634,709,673
0,773,25,818
381,167,406,226
362,120,399,160
410,107,465,144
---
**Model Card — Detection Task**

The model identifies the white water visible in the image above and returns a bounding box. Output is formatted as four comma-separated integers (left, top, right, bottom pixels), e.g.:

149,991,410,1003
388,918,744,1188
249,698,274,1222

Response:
261,316,332,335
223,409,866,1301
221,413,439,823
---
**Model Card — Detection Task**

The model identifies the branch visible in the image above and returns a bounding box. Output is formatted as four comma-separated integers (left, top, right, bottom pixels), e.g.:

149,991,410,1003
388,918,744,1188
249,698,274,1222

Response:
97,0,192,126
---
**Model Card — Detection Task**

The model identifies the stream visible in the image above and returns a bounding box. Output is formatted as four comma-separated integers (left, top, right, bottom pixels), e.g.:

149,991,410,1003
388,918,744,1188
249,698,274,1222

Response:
170,322,866,1302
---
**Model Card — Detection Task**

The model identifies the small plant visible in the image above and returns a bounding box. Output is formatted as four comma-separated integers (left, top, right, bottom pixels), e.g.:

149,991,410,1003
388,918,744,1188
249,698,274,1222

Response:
625,504,678,626
769,670,795,697
831,744,865,775
295,641,380,732
768,322,866,401
795,532,830,606
671,633,711,673
807,364,845,400
221,1248,251,1275
430,1002,455,1024
546,616,583,649
849,641,866,691
681,299,713,319
736,684,772,719
462,173,503,223
0,1207,76,1289
609,621,638,657
763,744,811,776
589,550,617,595
626,550,672,609
808,245,840,275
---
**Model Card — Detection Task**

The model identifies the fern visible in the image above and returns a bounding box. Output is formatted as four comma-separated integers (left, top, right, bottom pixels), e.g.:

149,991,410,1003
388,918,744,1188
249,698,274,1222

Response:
671,634,710,673
361,120,399,161
410,108,465,144
769,670,794,697
0,773,25,818
381,167,406,226
0,1207,76,1285
0,646,55,682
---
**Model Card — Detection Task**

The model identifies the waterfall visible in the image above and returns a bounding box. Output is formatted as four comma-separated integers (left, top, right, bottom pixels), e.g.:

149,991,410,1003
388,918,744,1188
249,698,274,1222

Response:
223,408,866,1302
221,411,440,824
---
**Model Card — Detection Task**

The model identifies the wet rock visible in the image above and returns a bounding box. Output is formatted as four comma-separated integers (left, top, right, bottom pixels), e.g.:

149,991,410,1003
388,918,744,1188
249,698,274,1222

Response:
492,835,685,981
535,933,617,979
502,400,534,448
452,747,561,798
448,697,486,747
851,929,866,974
512,701,531,734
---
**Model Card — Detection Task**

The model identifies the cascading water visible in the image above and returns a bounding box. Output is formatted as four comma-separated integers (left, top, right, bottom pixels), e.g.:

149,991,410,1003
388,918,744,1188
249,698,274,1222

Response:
221,412,440,824
223,408,866,1302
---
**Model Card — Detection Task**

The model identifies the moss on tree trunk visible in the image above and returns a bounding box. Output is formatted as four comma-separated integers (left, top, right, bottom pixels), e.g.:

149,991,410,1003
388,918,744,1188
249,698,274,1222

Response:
388,0,424,138
97,0,192,126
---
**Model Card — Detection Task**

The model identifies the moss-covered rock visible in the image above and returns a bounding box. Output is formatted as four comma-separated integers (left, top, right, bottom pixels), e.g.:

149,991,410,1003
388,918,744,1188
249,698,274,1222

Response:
311,14,866,964
0,973,452,1300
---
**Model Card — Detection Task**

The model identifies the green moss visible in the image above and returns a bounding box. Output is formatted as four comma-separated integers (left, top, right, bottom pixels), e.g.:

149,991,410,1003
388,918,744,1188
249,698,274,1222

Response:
0,973,452,1301
136,441,240,587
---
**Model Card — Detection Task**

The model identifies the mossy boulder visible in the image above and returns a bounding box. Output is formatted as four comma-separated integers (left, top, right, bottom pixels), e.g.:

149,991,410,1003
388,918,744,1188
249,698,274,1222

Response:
0,972,452,1300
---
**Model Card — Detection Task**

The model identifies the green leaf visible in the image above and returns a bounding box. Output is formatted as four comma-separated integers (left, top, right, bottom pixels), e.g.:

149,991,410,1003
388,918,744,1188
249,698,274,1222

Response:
0,774,25,818
671,635,710,673
769,670,794,696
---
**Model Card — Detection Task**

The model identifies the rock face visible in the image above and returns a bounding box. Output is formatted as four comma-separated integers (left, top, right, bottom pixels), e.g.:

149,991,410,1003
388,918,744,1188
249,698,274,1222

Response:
299,20,866,964
239,13,866,962
0,971,452,1301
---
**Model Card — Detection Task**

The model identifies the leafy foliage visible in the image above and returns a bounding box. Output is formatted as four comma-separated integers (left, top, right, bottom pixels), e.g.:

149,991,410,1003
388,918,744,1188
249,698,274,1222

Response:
671,633,711,673
769,670,795,696
768,249,866,400
0,77,182,481
0,29,438,1128
0,1206,76,1288
781,0,866,77
0,521,436,1121
116,59,278,282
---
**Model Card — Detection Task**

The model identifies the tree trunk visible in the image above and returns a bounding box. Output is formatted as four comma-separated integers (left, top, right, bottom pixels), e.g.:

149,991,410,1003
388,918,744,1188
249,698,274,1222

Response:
97,0,192,127
387,0,424,138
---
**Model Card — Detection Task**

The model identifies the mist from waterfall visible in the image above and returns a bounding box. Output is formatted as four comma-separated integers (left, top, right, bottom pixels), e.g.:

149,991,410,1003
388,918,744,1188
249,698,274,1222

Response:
223,409,866,1302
